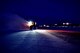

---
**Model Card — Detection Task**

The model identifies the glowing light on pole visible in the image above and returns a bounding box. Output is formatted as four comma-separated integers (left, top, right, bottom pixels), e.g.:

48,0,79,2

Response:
63,23,66,25
44,25,46,27
27,21,33,27
66,23,69,25
54,24,57,26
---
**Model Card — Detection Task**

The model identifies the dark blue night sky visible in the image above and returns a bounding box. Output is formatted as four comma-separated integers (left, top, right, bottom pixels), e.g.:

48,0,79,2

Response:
0,0,80,24
0,1,80,53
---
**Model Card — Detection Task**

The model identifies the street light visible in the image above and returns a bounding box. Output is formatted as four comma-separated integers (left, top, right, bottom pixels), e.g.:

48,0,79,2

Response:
27,21,37,30
27,21,33,27
54,24,57,26
66,23,69,25
63,23,66,25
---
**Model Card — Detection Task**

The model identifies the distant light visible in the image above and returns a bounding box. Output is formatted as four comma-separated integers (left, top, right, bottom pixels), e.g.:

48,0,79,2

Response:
46,25,49,27
54,24,57,26
27,21,33,26
66,23,69,25
63,23,66,25
44,25,46,27
35,22,37,25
